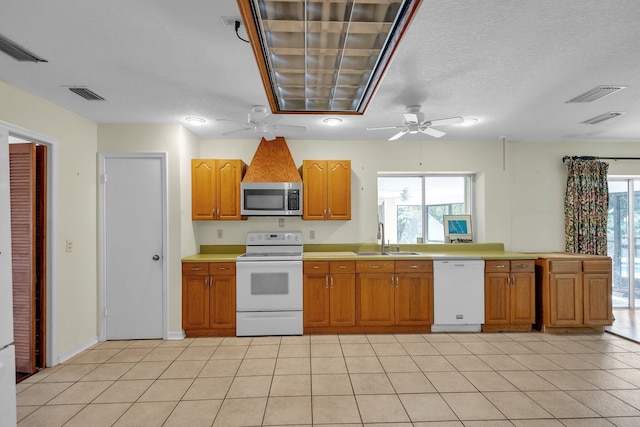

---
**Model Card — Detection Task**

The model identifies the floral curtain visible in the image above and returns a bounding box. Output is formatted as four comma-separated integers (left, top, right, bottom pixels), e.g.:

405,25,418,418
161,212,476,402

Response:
564,158,609,255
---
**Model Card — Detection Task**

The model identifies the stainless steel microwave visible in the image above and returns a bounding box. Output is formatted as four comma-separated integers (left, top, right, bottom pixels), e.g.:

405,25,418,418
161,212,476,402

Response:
241,182,303,216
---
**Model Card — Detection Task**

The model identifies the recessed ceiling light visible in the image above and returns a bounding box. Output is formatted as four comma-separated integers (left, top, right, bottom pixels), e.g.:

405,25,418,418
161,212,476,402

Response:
460,118,478,127
185,117,206,126
323,118,343,127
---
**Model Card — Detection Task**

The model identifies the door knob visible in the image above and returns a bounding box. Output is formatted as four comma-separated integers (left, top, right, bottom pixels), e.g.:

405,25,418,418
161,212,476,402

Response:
152,255,160,261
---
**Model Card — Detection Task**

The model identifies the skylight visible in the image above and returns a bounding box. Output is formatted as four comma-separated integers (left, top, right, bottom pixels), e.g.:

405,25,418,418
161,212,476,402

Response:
237,0,423,114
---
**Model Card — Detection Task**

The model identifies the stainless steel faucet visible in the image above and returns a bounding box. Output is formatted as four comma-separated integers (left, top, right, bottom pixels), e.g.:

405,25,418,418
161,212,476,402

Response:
377,221,385,253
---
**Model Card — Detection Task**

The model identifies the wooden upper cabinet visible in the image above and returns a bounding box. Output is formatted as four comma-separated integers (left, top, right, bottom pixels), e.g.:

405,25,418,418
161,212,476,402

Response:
326,160,351,220
300,160,351,220
191,159,246,220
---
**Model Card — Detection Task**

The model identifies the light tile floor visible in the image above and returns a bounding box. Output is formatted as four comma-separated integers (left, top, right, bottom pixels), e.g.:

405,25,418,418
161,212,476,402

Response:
15,332,640,426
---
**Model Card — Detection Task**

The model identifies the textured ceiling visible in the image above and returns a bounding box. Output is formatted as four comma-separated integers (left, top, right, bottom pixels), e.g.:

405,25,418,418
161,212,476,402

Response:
1,0,639,143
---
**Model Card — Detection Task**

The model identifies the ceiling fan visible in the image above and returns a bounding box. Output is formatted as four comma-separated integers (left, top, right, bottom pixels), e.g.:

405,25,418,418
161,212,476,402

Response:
217,105,306,141
367,105,464,140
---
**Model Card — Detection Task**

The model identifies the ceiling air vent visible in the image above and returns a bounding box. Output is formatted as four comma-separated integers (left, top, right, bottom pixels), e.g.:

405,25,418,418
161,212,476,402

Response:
581,111,626,125
0,33,47,62
566,85,627,103
68,87,106,101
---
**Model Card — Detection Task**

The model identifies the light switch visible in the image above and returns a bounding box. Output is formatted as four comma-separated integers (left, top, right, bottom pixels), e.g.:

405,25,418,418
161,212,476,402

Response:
217,229,223,238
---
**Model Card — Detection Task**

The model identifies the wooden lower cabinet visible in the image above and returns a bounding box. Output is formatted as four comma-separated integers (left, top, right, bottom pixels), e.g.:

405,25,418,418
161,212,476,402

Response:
356,260,432,333
303,261,355,331
182,262,236,336
483,260,535,332
535,254,612,332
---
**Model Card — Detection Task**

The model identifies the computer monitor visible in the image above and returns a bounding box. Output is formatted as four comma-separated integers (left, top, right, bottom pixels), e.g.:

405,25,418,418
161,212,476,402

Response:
443,215,473,244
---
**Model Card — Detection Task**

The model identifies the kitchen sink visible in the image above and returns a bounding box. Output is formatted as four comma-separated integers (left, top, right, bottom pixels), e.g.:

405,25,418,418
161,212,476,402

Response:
356,251,421,256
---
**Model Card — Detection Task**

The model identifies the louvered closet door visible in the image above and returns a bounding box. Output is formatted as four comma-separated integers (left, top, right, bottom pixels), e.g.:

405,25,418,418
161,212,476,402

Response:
9,143,36,373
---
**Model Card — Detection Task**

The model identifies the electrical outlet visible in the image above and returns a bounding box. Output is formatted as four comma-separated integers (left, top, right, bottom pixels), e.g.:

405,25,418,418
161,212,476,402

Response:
217,229,223,238
279,218,285,227
310,230,315,240
66,240,73,252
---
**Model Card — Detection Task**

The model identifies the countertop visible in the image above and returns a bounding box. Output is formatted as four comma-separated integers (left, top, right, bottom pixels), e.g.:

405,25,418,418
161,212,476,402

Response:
182,250,537,263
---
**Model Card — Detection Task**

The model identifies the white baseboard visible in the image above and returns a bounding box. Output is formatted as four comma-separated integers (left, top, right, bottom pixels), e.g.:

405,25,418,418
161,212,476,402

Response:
56,335,99,365
167,330,186,340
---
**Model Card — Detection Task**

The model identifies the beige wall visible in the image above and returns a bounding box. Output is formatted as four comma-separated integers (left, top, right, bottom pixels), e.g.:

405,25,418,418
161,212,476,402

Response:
0,79,98,360
97,124,199,335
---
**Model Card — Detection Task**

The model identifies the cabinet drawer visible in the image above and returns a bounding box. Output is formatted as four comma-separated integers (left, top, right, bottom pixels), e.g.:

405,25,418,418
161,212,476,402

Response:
330,260,355,273
549,260,581,273
394,260,433,273
209,262,236,275
485,260,510,272
510,260,534,272
583,259,611,273
356,260,395,273
182,262,209,275
304,261,329,274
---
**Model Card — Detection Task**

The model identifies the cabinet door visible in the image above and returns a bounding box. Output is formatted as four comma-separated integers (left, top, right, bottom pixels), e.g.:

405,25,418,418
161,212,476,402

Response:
182,275,210,329
210,275,236,329
357,273,395,326
326,160,351,220
583,273,612,325
484,273,510,324
329,273,356,326
549,273,583,325
216,160,244,220
395,273,432,325
511,272,535,324
301,160,328,220
304,273,330,327
191,159,216,220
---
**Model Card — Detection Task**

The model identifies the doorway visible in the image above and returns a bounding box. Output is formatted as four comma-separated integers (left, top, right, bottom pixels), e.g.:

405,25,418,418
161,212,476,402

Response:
607,178,640,309
98,153,168,340
9,141,47,378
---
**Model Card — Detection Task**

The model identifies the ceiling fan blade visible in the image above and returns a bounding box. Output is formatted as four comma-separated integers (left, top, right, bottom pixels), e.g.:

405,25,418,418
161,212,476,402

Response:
367,125,404,131
428,116,464,127
274,124,306,132
420,127,445,138
403,112,419,123
221,126,253,136
389,130,409,141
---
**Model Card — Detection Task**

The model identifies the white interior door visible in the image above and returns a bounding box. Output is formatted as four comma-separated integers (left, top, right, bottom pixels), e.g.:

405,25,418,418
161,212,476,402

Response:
102,154,165,340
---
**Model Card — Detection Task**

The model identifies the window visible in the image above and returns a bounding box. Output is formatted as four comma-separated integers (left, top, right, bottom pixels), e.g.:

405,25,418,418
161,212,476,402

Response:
378,174,473,244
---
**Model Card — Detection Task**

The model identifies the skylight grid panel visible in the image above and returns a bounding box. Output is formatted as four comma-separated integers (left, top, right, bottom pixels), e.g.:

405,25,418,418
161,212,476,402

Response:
267,31,304,48
275,72,305,86
306,72,338,86
306,86,334,98
270,54,306,69
347,21,393,34
307,54,340,70
306,30,345,49
340,55,376,70
260,1,304,21
261,20,304,32
351,1,401,23
278,86,306,98
331,99,359,111
306,99,332,110
336,73,369,85
307,1,351,22
345,32,386,50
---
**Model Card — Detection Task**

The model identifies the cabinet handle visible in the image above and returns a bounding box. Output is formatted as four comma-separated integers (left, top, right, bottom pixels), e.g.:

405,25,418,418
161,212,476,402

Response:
328,208,331,217
338,265,347,269
330,276,334,288
312,265,321,269
492,264,506,269
190,267,201,271
516,264,528,269
324,208,327,218
409,265,419,269
369,265,381,269
205,277,210,287
212,208,216,218
216,267,228,270
325,275,329,289
217,208,220,219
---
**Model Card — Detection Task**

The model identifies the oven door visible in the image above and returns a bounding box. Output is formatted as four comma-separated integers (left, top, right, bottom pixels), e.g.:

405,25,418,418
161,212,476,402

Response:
236,260,302,311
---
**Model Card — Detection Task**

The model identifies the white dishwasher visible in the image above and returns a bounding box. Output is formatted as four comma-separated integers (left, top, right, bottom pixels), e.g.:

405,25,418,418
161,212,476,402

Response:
432,259,485,332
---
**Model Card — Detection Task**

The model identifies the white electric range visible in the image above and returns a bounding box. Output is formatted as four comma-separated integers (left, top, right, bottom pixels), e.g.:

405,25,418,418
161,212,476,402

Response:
235,232,303,336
